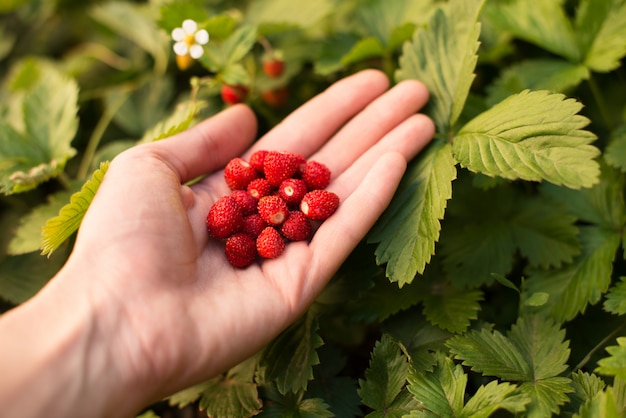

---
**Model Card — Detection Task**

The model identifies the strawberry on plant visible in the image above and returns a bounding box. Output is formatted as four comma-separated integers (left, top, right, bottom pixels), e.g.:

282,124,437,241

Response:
300,190,339,221
280,211,312,241
221,84,248,105
261,87,288,108
302,161,331,190
258,195,290,225
225,233,257,268
224,158,258,190
263,58,285,78
206,195,243,239
256,226,285,259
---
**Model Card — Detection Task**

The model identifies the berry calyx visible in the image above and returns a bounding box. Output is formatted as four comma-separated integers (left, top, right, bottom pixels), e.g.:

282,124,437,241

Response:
256,227,285,259
225,233,257,268
258,195,290,225
224,157,258,190
221,84,248,105
300,190,340,221
206,195,243,239
280,211,312,241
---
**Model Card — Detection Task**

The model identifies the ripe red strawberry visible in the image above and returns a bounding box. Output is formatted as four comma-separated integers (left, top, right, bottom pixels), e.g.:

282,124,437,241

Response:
221,84,248,105
249,150,268,172
206,195,243,239
258,195,290,225
264,151,303,186
257,226,285,259
230,190,257,216
302,161,331,190
224,157,258,190
278,178,308,206
280,211,312,241
225,233,257,268
300,190,339,221
261,87,288,108
242,214,268,238
263,59,285,78
247,178,273,200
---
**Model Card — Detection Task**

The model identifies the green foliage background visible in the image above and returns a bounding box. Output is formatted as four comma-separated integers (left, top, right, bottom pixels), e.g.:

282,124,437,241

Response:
2,0,626,416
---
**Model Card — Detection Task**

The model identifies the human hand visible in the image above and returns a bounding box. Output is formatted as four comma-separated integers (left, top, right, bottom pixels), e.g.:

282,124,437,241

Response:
0,69,434,417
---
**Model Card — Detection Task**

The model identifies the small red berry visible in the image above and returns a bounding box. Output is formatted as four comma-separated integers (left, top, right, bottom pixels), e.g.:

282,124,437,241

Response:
263,151,302,186
302,161,331,190
278,178,308,206
221,84,248,105
242,214,268,238
206,195,243,239
263,59,285,78
257,226,285,259
230,190,257,216
261,87,288,108
247,178,273,200
280,211,312,241
224,157,258,190
249,150,268,172
300,190,340,221
258,195,290,225
225,233,257,268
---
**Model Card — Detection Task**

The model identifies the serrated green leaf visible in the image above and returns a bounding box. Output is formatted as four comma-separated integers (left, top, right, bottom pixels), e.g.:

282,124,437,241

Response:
483,0,579,62
519,377,574,418
596,337,626,380
140,101,199,144
358,335,410,413
202,24,257,76
486,59,589,107
168,380,212,409
422,282,483,333
576,0,626,72
0,251,67,304
257,390,333,418
260,311,323,395
454,90,600,189
40,162,109,256
569,370,607,413
605,277,626,315
605,125,626,172
198,379,261,418
447,327,531,381
396,0,483,133
525,226,620,322
369,139,456,285
460,380,529,418
574,387,622,418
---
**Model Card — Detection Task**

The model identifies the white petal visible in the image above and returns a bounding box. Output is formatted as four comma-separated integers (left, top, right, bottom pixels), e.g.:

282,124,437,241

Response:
173,42,189,56
182,19,197,34
195,29,209,45
171,27,185,41
189,44,204,59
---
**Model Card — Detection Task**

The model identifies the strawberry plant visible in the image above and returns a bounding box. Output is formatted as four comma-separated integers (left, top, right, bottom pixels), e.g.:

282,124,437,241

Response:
2,0,626,416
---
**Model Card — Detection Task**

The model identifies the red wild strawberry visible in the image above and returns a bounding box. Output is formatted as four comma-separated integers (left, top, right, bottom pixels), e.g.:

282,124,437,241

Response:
263,151,303,186
221,84,248,105
206,195,243,239
242,214,268,238
302,161,331,190
258,195,290,225
256,226,285,259
230,190,257,216
263,59,285,78
249,150,268,172
261,87,288,108
278,178,308,206
247,178,273,200
225,233,257,268
300,190,340,221
224,157,258,190
280,211,312,241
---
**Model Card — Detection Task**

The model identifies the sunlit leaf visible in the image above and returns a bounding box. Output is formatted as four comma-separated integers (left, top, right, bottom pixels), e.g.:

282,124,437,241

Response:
576,0,626,72
597,337,626,380
605,277,626,315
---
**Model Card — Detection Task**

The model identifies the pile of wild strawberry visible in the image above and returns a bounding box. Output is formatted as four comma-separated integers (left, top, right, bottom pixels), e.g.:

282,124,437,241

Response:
206,150,339,268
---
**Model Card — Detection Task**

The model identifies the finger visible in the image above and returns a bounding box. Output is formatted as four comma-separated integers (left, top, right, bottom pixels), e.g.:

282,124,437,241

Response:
246,69,390,158
138,104,258,183
310,79,430,175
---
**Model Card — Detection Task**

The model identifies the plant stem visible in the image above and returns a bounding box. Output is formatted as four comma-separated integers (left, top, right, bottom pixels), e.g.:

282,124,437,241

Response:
587,74,614,130
570,319,626,374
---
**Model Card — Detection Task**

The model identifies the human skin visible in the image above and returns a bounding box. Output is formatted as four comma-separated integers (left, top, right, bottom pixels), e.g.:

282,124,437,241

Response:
0,69,434,418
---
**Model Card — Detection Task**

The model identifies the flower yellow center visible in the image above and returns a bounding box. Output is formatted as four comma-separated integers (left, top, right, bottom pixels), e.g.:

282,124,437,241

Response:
185,34,195,46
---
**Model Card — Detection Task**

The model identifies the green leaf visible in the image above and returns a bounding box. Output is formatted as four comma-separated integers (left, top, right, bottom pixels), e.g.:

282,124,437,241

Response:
597,337,626,380
0,70,78,195
576,0,626,72
257,389,333,418
157,2,210,34
340,37,385,67
358,335,410,414
396,0,484,133
483,0,579,62
574,387,622,418
0,251,67,304
260,311,323,394
605,125,626,172
202,24,257,75
525,226,621,322
139,100,199,143
569,371,607,413
524,292,549,307
421,281,483,333
369,139,456,285
454,90,600,189
518,377,574,418
41,162,109,256
486,59,589,107
460,380,529,417
604,277,626,315
245,0,333,29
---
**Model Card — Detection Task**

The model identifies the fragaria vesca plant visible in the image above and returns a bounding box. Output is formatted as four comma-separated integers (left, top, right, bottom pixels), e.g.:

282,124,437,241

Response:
2,0,626,416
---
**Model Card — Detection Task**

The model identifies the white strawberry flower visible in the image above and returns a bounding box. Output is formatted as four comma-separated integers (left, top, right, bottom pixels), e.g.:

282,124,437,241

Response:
171,19,209,60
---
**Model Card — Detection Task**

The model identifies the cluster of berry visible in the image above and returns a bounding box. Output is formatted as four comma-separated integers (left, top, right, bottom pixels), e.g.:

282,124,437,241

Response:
206,150,340,268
